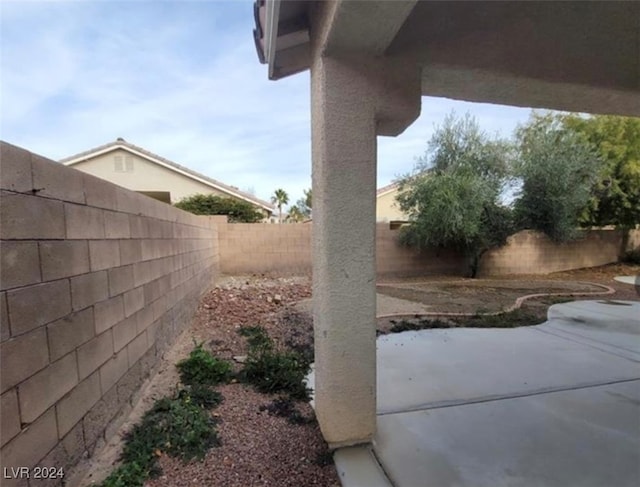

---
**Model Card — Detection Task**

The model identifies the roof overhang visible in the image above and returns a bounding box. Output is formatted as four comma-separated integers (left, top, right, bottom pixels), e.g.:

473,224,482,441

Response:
254,0,311,80
254,1,640,117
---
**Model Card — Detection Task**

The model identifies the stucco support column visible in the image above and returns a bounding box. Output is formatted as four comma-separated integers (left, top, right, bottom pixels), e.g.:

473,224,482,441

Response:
311,55,377,448
310,53,420,448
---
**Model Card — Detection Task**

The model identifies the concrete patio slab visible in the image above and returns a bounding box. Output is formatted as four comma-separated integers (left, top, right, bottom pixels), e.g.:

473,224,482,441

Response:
375,380,640,487
377,324,639,415
330,300,640,487
614,276,639,286
541,300,640,359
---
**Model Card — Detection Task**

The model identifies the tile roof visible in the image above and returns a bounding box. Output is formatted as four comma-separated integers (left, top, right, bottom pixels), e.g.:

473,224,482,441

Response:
60,138,274,212
376,182,399,196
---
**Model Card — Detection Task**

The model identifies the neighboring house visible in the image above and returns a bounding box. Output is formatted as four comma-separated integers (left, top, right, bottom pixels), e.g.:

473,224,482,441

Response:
60,138,274,218
376,182,408,222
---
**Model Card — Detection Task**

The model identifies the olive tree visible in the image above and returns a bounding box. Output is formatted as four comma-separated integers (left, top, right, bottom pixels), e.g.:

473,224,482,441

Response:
397,113,515,277
513,113,603,242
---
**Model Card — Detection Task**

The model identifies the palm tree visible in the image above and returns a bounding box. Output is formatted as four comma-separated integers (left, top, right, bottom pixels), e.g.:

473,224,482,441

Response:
287,205,304,223
271,188,289,223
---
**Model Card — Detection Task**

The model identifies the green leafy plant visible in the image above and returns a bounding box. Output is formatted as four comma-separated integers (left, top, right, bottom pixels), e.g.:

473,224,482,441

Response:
238,326,271,349
100,387,221,487
183,385,224,409
177,343,233,386
238,326,312,400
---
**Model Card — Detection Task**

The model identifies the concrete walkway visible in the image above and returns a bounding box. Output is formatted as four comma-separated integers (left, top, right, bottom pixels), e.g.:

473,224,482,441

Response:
331,300,640,487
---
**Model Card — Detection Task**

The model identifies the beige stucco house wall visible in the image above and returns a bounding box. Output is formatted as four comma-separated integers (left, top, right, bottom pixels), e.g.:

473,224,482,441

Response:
70,149,229,203
61,139,274,217
376,183,407,222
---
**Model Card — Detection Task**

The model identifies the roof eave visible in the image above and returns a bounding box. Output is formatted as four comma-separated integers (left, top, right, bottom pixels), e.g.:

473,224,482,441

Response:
254,0,311,81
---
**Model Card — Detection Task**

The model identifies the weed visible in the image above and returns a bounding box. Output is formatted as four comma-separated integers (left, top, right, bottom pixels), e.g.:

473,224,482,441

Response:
177,342,233,386
238,326,312,400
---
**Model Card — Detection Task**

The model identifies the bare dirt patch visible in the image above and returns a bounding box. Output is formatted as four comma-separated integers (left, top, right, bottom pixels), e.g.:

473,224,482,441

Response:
375,263,639,332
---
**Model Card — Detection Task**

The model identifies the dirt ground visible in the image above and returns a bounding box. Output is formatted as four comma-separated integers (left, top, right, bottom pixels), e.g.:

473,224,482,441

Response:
80,263,639,486
375,263,639,330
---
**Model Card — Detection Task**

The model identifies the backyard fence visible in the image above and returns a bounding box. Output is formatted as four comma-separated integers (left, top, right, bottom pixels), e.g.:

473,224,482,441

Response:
218,221,638,278
0,142,221,484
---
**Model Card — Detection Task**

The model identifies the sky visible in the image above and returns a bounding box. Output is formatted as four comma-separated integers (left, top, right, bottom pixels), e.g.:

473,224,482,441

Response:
1,0,536,207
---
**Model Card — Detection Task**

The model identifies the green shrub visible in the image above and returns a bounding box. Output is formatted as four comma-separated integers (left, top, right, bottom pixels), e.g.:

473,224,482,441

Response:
101,462,147,487
175,194,263,223
100,387,221,487
238,326,272,349
238,326,311,400
176,343,232,386
184,385,224,409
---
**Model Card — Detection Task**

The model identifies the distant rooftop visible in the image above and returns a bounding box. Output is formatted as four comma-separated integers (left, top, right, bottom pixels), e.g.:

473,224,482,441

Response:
60,138,275,212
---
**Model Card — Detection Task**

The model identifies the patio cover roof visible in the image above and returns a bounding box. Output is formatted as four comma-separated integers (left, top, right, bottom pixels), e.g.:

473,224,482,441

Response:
255,0,640,117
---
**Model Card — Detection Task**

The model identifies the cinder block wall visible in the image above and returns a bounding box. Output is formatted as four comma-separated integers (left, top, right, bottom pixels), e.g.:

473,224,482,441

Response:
218,222,465,277
478,229,633,276
0,142,220,484
219,223,637,279
375,224,466,278
219,222,313,275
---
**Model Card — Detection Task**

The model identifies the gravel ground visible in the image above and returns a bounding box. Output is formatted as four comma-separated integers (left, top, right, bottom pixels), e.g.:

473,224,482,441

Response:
81,276,338,487
147,384,336,487
146,277,340,487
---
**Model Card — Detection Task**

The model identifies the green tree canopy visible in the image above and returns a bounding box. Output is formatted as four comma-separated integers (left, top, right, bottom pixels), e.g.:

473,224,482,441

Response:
426,112,514,194
397,113,514,277
561,114,640,228
513,113,603,242
174,194,263,223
